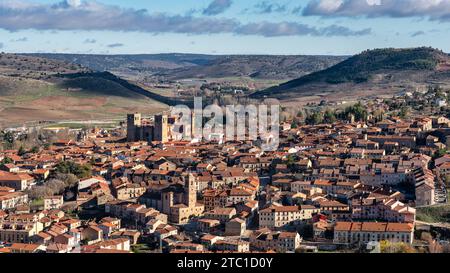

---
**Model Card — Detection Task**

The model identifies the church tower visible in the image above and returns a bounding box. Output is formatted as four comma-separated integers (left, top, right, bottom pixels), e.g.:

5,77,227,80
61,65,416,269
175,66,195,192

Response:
127,113,141,142
185,173,197,208
154,114,169,143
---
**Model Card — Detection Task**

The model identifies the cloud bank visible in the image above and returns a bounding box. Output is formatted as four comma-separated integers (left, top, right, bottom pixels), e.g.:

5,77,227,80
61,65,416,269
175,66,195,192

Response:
236,22,371,37
303,0,450,21
0,0,370,37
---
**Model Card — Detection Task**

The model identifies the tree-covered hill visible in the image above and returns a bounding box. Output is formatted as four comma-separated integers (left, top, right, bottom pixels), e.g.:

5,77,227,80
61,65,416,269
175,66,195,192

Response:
252,47,450,99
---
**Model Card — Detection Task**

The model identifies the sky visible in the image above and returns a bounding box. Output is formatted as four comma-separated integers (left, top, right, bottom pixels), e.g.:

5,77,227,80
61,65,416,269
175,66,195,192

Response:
1,0,450,55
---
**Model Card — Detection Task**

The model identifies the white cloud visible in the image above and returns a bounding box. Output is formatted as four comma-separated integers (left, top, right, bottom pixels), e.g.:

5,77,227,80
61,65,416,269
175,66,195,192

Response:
0,0,371,37
235,21,371,37
303,0,450,21
67,0,82,8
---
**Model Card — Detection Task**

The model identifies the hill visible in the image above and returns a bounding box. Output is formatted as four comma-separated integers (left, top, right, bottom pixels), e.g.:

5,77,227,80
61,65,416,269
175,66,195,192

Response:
252,47,450,101
157,55,347,80
0,53,167,127
26,53,346,81
25,53,217,75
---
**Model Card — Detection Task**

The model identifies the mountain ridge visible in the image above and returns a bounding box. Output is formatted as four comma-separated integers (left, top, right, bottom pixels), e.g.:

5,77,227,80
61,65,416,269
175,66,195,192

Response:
252,47,450,100
24,53,347,81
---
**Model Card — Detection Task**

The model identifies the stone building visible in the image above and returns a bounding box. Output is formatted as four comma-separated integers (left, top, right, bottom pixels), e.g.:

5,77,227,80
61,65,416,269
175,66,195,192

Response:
127,113,196,143
140,174,204,224
126,113,153,142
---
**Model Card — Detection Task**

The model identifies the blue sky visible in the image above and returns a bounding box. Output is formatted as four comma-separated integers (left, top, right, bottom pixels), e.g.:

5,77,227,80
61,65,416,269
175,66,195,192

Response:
1,0,450,55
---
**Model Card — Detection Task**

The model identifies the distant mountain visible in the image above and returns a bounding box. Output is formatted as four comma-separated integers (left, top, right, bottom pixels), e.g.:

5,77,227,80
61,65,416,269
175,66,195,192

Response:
25,53,217,74
252,47,450,100
6,48,448,126
0,53,167,127
158,55,347,80
25,53,347,81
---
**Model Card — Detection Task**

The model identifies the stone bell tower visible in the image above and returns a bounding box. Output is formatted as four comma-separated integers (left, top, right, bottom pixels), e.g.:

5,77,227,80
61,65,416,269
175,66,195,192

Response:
185,173,197,208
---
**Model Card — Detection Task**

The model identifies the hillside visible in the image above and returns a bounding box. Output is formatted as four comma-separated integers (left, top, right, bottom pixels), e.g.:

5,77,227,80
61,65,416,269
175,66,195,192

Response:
25,53,217,74
157,55,347,80
0,53,89,96
252,47,450,101
0,53,167,127
26,53,346,81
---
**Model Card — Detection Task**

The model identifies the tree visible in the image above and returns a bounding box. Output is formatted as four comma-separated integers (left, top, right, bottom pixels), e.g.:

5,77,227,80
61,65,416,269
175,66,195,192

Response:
18,146,26,156
323,109,337,124
286,154,297,171
372,109,385,122
297,224,314,239
26,185,53,200
54,173,79,188
30,146,39,153
1,131,14,149
2,131,14,143
0,157,13,166
26,174,79,200
46,179,66,195
380,240,416,253
305,111,324,125
344,102,368,122
399,106,410,119
434,148,448,159
55,161,92,179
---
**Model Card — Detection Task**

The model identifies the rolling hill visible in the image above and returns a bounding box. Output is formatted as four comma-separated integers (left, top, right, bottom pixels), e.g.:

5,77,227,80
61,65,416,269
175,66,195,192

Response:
0,53,168,127
252,47,450,101
157,55,347,80
25,53,217,75
5,47,450,127
26,53,347,81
